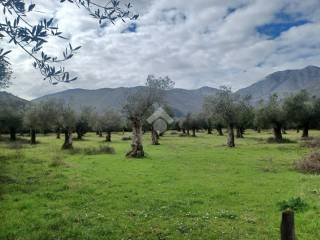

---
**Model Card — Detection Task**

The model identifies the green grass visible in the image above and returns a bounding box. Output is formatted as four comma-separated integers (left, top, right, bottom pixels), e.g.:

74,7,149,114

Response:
1,130,320,239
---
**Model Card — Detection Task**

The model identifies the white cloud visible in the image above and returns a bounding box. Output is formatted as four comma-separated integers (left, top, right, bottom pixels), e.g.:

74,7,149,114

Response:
3,0,320,99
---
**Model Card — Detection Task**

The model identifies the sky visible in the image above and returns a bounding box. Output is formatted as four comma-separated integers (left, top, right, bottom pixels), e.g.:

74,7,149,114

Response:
2,0,320,100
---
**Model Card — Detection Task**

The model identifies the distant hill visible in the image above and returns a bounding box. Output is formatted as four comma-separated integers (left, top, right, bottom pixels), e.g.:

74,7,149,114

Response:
2,65,320,114
33,86,220,116
0,91,29,109
237,65,320,104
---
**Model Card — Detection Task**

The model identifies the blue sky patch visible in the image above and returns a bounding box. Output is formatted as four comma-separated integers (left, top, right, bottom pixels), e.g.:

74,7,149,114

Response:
257,12,310,39
122,23,138,33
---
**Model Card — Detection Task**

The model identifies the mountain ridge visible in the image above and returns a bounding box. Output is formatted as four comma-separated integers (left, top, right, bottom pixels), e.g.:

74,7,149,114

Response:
2,65,320,115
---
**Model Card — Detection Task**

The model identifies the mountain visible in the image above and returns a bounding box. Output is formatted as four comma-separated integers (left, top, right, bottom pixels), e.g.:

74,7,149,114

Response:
237,65,320,104
0,91,29,108
33,86,220,116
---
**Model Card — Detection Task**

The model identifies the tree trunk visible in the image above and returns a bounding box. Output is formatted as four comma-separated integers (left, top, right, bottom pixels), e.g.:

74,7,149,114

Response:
151,128,160,145
9,127,16,141
273,126,283,142
282,128,287,134
302,124,309,138
77,131,82,140
126,119,144,158
227,124,235,147
56,128,61,139
62,129,73,149
99,130,103,137
217,126,223,136
182,128,186,134
106,131,111,142
257,128,261,133
236,127,244,138
192,128,196,137
187,129,190,136
30,129,36,145
207,127,212,134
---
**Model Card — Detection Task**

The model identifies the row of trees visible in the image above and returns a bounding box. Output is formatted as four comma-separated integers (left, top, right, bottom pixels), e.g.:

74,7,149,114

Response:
0,75,174,157
1,84,320,155
175,88,320,148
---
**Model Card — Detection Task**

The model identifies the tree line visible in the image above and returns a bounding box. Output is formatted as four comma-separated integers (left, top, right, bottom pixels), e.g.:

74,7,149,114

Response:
1,81,320,157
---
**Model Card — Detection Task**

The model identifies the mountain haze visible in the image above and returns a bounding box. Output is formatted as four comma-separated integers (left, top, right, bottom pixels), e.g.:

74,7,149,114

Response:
34,86,220,116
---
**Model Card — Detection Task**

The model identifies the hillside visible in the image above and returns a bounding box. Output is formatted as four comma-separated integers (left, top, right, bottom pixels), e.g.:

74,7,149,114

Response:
0,91,29,108
237,65,320,104
33,86,220,116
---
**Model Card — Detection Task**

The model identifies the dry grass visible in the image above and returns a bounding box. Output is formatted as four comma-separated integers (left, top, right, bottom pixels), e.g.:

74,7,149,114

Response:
295,152,320,174
300,138,320,148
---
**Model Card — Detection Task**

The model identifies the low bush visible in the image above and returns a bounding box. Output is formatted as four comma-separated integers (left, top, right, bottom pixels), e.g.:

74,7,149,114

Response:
49,155,66,167
121,136,131,141
300,138,320,148
266,137,295,144
69,145,115,155
295,152,320,174
278,197,309,212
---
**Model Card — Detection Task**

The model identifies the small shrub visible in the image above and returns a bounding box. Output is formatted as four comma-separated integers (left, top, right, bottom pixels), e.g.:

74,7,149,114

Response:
83,145,115,155
179,133,188,137
295,152,320,174
278,197,309,212
266,137,295,144
170,131,178,135
300,138,320,148
69,145,115,155
121,136,131,141
49,155,66,167
7,142,24,149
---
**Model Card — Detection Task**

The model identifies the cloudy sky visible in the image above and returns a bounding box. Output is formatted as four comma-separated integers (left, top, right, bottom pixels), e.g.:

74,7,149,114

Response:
3,0,320,99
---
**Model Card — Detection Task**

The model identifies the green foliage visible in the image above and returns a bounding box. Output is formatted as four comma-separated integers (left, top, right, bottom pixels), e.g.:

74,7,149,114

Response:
255,94,286,129
278,197,309,212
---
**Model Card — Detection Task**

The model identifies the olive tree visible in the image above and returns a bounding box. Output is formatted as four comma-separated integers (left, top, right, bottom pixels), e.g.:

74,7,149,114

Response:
75,106,94,140
61,105,76,149
255,94,286,142
23,104,41,144
0,105,23,141
101,109,122,142
123,75,174,158
203,87,239,147
283,90,319,138
235,96,254,138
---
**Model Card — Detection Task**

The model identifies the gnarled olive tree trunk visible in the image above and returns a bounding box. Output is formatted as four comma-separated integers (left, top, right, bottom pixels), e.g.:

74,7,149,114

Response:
62,128,73,149
207,127,212,134
236,127,244,138
151,127,160,145
126,119,144,158
106,131,111,142
30,129,36,145
56,127,61,139
227,124,235,147
9,127,16,141
192,128,196,137
273,125,283,142
216,126,223,136
302,124,309,138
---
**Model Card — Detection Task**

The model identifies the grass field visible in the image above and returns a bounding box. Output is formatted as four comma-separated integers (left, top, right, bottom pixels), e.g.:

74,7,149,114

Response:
1,130,320,239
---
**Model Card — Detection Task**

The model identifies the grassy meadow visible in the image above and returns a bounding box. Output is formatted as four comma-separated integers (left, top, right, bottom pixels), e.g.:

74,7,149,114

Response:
1,130,320,239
